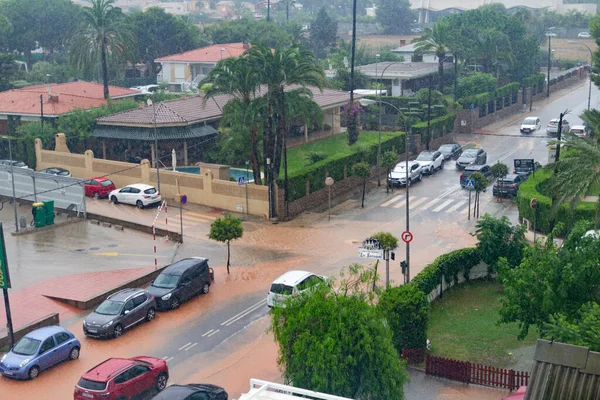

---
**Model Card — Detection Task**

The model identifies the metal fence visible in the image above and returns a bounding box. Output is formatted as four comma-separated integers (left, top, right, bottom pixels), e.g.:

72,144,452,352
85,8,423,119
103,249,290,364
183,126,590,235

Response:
425,354,529,391
0,165,86,215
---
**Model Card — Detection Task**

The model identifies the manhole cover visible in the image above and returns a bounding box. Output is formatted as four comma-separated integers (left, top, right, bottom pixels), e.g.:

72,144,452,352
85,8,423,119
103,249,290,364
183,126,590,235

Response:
89,247,100,251
75,249,86,252
106,244,118,248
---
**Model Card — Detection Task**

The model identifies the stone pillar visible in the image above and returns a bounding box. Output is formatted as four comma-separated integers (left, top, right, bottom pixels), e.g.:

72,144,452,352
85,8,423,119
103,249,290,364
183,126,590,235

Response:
54,133,70,153
183,140,188,165
34,138,43,170
84,150,95,177
102,140,107,159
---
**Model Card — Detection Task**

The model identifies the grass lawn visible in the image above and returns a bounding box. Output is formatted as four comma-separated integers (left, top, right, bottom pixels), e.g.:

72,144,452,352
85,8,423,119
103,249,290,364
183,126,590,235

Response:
285,131,403,175
427,279,537,368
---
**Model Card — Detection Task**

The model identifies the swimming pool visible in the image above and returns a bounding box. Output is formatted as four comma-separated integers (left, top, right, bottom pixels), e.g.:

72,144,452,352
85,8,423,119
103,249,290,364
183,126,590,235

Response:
175,166,255,182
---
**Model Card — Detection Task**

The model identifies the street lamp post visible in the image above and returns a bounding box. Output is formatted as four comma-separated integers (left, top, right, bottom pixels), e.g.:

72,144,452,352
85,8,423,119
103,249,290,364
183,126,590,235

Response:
568,41,593,110
359,98,411,282
375,54,381,187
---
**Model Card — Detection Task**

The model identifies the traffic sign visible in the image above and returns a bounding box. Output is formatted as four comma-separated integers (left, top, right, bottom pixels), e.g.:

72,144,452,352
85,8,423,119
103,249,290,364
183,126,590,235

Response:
358,248,385,260
465,179,475,190
180,194,187,205
401,231,413,243
238,176,246,186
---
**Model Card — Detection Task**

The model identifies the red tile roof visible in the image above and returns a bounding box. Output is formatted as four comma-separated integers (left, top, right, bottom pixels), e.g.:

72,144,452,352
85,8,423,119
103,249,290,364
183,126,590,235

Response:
155,42,250,63
97,86,353,127
0,82,139,117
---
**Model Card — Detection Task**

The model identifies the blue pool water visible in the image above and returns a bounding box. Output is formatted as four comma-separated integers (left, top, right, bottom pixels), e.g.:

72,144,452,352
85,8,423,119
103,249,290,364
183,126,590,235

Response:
176,166,255,182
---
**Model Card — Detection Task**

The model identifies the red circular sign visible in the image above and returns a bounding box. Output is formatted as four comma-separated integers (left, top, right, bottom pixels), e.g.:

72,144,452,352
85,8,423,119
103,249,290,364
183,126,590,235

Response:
401,231,413,243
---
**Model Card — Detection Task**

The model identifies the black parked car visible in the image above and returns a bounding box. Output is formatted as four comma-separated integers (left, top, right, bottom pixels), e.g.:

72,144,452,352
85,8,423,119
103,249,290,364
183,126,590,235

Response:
460,164,491,188
151,383,228,400
493,174,525,198
147,258,213,310
437,143,462,160
456,148,487,169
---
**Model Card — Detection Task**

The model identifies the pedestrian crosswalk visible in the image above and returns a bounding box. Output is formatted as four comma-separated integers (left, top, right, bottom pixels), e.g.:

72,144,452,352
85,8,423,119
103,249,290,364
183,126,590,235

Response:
153,210,216,231
379,194,473,214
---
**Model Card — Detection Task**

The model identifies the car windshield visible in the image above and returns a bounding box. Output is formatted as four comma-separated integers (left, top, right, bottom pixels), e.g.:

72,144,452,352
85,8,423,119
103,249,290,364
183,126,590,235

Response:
463,150,477,157
416,153,434,161
152,274,179,289
12,337,40,356
100,180,114,187
499,178,516,184
572,129,584,134
95,300,124,316
77,378,108,391
270,283,293,295
439,145,453,152
56,170,69,176
144,188,157,194
523,118,537,125
12,161,26,167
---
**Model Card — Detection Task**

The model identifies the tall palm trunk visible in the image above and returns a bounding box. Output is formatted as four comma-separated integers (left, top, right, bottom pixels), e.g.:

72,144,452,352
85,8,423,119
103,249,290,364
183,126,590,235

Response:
249,127,262,185
437,52,444,92
101,37,109,99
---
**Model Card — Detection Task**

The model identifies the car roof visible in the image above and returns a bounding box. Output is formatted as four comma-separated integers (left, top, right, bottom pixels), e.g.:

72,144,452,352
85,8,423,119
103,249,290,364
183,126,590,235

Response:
91,177,111,182
162,257,208,275
107,288,145,301
125,183,155,190
500,174,519,180
464,164,488,171
82,358,137,382
273,270,314,286
462,148,479,154
571,125,586,129
523,117,538,121
25,326,68,340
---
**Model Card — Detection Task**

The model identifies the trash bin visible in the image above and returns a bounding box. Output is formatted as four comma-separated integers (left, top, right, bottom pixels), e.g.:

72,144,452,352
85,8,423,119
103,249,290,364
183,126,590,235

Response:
43,200,55,226
32,202,46,228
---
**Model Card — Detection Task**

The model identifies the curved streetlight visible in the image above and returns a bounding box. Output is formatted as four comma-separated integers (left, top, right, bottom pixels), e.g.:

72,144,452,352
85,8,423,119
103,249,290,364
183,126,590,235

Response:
567,40,593,110
359,98,412,283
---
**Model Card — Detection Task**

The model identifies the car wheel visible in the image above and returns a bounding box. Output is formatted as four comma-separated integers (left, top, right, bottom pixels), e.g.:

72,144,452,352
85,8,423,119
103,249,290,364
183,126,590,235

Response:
440,160,445,170
146,307,156,322
156,373,168,392
93,192,100,200
418,172,423,181
69,346,80,361
170,297,181,310
28,366,40,380
136,200,144,209
113,324,123,338
111,196,118,204
202,282,210,294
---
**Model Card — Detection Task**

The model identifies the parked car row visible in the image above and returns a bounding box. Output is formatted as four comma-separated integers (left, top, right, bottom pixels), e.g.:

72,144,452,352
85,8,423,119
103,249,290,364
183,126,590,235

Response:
521,116,589,138
0,257,225,400
83,178,162,209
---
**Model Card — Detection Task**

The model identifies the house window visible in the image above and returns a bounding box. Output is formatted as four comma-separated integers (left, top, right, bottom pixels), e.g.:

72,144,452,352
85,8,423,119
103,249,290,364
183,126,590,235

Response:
174,64,185,80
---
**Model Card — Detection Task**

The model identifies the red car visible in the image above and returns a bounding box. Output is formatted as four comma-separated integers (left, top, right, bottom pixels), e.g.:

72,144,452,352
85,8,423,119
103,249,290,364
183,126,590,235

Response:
84,178,116,199
74,356,168,400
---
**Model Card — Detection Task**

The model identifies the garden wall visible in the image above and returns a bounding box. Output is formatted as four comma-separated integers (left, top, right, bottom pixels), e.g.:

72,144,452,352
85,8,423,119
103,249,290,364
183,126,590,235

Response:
36,134,270,218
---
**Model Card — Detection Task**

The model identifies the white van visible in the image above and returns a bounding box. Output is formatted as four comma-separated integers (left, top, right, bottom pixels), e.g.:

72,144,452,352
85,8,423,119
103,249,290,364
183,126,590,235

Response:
266,270,326,308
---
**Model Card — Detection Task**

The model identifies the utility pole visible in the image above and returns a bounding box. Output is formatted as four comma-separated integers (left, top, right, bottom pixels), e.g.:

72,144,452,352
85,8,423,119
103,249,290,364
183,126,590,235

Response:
404,128,410,283
8,138,18,232
151,99,161,193
554,112,565,174
547,35,551,98
349,0,357,105
40,94,44,135
376,54,381,187
426,75,432,151
267,0,270,21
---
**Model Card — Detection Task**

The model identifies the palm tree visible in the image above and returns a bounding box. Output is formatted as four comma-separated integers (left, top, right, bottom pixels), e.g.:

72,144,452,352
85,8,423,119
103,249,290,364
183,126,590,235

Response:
580,109,600,139
549,137,600,223
412,21,453,92
202,57,263,185
471,29,514,77
246,44,325,216
68,0,137,99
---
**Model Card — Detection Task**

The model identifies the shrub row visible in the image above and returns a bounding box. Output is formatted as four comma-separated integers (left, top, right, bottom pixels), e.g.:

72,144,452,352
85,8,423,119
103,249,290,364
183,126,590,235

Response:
523,73,545,93
278,133,406,201
516,168,596,234
458,81,520,109
411,113,456,144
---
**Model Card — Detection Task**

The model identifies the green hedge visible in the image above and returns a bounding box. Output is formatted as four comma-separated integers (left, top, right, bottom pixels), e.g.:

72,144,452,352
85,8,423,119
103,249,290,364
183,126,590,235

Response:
458,82,520,109
410,247,482,295
523,73,545,93
279,133,406,202
516,168,596,234
411,113,456,144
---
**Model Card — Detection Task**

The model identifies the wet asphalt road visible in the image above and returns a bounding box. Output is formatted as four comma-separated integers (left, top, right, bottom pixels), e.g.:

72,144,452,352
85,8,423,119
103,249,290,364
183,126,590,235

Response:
0,80,597,399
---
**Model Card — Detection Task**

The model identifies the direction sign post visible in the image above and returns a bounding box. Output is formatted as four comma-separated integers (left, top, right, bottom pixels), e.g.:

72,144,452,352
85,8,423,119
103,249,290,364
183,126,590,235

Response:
179,194,187,240
466,179,475,221
0,223,14,347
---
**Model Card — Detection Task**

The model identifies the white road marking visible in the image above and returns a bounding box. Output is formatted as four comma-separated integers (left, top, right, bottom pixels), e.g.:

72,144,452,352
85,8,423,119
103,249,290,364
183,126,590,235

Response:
222,299,267,326
221,299,267,326
202,329,215,337
446,200,467,213
420,198,441,211
162,356,169,360
185,343,198,351
392,200,407,209
178,342,192,351
380,195,403,207
164,357,174,363
432,199,454,212
408,197,429,208
460,206,470,215
207,329,220,337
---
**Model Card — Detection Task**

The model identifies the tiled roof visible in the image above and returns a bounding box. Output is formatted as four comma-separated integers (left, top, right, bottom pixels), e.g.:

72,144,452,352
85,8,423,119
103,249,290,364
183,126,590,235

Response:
0,82,139,117
97,86,352,127
155,43,250,63
93,124,218,141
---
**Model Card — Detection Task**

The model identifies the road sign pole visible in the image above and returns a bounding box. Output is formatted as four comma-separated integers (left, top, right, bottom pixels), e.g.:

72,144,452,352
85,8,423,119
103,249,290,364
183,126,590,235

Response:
385,250,390,287
468,189,472,221
245,161,249,216
0,223,15,347
180,202,183,238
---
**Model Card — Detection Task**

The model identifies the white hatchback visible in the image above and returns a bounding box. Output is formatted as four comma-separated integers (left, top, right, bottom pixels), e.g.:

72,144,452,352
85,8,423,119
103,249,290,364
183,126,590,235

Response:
267,270,327,308
109,183,161,209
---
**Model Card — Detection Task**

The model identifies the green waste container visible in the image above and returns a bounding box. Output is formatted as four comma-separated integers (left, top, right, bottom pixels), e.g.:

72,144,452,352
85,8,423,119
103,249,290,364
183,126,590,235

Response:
43,200,55,226
32,202,46,228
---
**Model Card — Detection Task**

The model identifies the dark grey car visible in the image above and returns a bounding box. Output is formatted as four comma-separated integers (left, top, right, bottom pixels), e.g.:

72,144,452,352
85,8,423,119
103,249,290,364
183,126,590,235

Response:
83,289,157,339
456,148,487,169
437,143,462,160
146,258,212,311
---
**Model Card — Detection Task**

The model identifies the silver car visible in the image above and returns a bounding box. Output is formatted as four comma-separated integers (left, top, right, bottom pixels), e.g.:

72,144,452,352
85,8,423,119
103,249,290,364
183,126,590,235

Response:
546,118,570,137
388,161,423,187
83,289,157,339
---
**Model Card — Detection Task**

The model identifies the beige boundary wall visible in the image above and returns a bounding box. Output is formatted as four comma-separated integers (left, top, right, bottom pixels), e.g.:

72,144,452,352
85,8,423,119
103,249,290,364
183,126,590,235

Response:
35,134,270,218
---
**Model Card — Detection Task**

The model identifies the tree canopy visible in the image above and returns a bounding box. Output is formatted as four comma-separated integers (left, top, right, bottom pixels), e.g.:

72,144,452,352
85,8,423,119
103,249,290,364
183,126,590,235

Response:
310,7,337,59
270,264,408,399
208,214,244,273
475,214,527,272
376,0,415,35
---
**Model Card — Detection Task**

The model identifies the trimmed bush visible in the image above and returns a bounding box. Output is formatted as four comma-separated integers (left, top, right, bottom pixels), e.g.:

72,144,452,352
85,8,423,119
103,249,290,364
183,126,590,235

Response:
379,284,430,351
458,82,520,109
410,247,481,295
412,113,456,143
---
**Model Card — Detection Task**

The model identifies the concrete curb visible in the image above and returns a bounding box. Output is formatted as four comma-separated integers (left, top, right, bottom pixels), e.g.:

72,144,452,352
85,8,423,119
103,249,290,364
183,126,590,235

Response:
86,212,183,243
10,218,84,236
